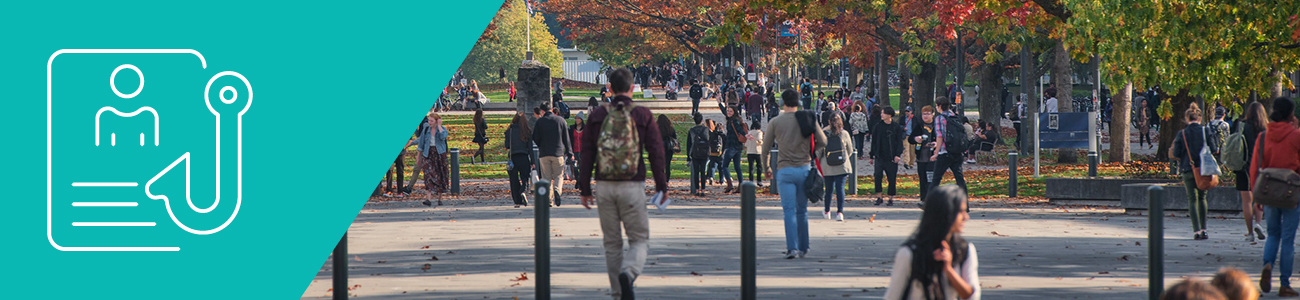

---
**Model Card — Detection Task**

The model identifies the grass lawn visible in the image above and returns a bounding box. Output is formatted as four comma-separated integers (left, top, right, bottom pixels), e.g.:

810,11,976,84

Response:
482,88,650,103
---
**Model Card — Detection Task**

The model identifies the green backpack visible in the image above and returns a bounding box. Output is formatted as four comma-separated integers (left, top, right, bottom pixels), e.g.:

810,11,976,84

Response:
1220,121,1248,172
597,102,642,180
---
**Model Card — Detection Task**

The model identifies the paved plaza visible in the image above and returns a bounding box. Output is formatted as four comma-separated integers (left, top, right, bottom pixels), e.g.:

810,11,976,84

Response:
302,180,1294,299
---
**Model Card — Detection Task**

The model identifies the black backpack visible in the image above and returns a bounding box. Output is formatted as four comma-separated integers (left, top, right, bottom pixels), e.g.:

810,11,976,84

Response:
824,130,847,166
557,101,571,119
708,130,724,155
940,114,969,156
689,126,711,159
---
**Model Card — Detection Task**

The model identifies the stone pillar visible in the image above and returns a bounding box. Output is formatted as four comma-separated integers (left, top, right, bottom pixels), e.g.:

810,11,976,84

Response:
517,60,552,126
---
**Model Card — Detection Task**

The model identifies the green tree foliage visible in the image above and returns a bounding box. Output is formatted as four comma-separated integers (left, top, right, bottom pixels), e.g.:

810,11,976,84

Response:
462,0,564,84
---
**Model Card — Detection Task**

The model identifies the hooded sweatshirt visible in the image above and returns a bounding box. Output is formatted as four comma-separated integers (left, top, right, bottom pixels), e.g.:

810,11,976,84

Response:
1250,121,1300,186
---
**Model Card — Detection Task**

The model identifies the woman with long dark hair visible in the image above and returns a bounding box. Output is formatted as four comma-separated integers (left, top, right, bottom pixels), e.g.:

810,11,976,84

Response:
471,109,488,164
658,114,679,180
1237,102,1268,243
503,113,533,207
1252,97,1300,296
884,185,979,300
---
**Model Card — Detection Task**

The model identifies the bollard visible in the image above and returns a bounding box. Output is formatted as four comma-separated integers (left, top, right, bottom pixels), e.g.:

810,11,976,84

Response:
1008,152,1018,197
847,150,857,195
450,148,461,194
1148,185,1165,300
534,180,551,300
333,233,348,300
740,182,757,300
1088,151,1098,177
769,149,779,195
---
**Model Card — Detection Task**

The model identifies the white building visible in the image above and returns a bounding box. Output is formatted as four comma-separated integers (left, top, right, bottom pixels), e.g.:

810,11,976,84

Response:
560,48,605,84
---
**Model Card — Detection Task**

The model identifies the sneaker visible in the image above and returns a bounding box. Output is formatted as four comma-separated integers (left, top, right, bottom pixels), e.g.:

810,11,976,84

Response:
422,200,432,207
1263,263,1274,293
824,211,832,219
874,198,883,206
887,199,894,206
798,250,807,258
785,250,797,259
1255,223,1268,240
1281,286,1298,297
618,271,635,300
836,212,844,221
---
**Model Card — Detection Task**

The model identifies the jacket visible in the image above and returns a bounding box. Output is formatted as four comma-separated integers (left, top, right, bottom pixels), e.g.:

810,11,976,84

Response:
870,121,906,160
576,95,669,195
1250,122,1300,186
1171,123,1218,173
687,125,710,159
909,119,936,163
531,112,573,158
820,129,854,176
725,117,746,150
504,124,533,156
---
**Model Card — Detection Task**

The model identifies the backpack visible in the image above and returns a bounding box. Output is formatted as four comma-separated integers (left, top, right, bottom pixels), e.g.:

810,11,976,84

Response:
800,83,812,99
1208,119,1230,154
824,130,847,166
940,114,969,156
557,101,571,119
709,130,724,156
689,126,711,159
597,102,643,180
1221,121,1249,171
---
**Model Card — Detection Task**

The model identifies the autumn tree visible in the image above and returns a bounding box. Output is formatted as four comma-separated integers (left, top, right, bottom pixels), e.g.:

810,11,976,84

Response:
462,0,564,84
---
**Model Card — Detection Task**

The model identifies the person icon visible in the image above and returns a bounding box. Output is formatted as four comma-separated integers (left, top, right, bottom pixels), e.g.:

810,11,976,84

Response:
95,64,159,147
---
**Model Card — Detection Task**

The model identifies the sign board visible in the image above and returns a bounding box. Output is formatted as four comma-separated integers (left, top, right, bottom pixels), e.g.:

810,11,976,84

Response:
1039,112,1088,149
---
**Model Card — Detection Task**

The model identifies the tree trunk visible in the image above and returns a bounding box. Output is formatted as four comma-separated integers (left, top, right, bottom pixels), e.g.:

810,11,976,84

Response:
913,61,939,110
1053,40,1078,163
1271,69,1286,99
977,63,1004,125
935,60,949,101
1155,89,1195,161
878,47,891,107
899,55,913,110
1109,82,1132,162
1019,44,1036,153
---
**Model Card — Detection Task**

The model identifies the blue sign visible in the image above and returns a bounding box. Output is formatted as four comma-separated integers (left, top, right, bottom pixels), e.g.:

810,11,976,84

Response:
1039,113,1089,149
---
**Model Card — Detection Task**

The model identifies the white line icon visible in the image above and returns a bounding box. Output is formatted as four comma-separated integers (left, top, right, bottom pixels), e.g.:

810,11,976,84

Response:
48,49,250,252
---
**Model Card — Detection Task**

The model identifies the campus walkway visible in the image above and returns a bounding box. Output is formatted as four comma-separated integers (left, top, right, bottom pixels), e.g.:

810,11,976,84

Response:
302,182,1286,299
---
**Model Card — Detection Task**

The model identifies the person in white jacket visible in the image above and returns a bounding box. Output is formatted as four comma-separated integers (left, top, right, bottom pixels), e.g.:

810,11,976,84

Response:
884,185,980,300
745,122,765,187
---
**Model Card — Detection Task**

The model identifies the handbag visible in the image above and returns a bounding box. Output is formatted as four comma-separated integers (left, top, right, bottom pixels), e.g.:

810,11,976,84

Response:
1198,129,1221,176
1182,129,1219,190
1252,131,1300,209
804,135,825,204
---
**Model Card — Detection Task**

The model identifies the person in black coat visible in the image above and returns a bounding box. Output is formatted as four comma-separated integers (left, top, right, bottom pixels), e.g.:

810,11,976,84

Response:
1170,103,1218,240
909,105,938,201
870,107,906,206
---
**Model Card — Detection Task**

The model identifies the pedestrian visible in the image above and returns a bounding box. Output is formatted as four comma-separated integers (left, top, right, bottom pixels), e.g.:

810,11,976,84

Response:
965,121,1000,163
1138,98,1152,149
1013,96,1026,148
471,109,488,164
1235,102,1267,243
821,113,853,221
1251,97,1300,297
509,81,516,102
1171,103,1217,240
883,185,980,300
532,102,574,207
576,67,669,300
658,114,679,180
930,97,970,196
504,113,534,207
722,106,748,193
850,101,870,159
820,102,841,128
762,89,827,259
747,86,766,126
1042,88,1059,113
568,113,587,181
900,106,915,169
404,111,433,194
706,119,725,187
688,113,710,196
910,105,938,201
871,107,905,206
745,121,765,187
419,111,450,206
800,78,814,110
690,79,704,115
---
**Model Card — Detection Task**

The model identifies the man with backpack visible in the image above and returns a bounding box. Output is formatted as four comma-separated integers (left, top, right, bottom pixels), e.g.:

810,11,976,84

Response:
1208,106,1231,156
576,67,669,300
532,102,573,207
687,113,710,196
800,78,814,110
689,79,704,115
930,97,969,196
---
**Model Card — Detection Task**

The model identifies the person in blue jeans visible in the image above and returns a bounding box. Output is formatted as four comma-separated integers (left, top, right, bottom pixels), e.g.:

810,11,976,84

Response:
721,107,748,193
1250,97,1300,297
762,89,827,259
820,113,854,221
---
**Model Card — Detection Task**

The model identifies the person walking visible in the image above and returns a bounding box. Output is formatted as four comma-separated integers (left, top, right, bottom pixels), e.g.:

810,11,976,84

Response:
871,107,905,206
1139,99,1153,149
930,97,969,196
471,109,489,164
722,106,748,193
504,113,534,207
850,101,871,159
1251,97,1300,297
821,113,853,221
688,113,711,196
706,119,726,187
910,105,938,201
576,67,669,300
1235,102,1268,243
532,102,574,207
762,89,827,259
747,86,766,126
1171,103,1217,240
745,122,765,187
658,114,679,180
690,79,704,115
419,111,450,206
568,113,587,181
883,185,980,300
900,107,915,169
800,78,814,110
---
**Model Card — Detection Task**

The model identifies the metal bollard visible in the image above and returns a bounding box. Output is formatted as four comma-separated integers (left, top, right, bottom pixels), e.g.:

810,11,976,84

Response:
450,148,460,194
769,149,779,195
333,233,348,300
534,180,551,300
847,150,857,195
1008,152,1018,197
1148,185,1165,300
1088,151,1098,177
740,182,757,300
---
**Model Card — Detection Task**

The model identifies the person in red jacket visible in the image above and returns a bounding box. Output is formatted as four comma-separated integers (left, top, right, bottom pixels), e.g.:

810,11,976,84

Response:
1250,97,1300,297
